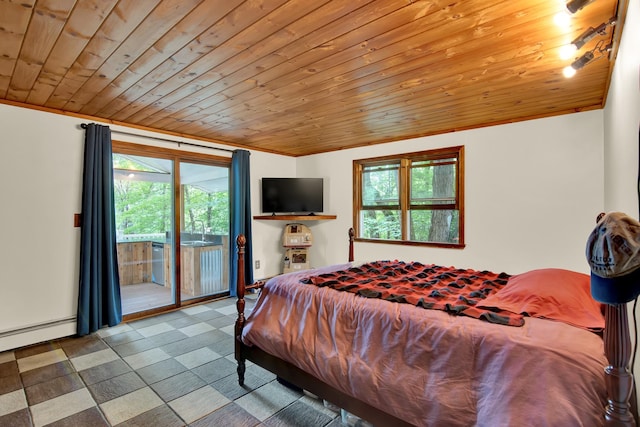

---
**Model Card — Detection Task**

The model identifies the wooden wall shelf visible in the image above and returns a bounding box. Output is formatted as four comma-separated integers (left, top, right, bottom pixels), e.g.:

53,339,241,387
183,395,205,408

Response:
253,214,336,221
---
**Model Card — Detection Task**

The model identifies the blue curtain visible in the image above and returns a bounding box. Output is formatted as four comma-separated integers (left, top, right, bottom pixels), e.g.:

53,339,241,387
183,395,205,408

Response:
77,123,122,336
230,149,253,296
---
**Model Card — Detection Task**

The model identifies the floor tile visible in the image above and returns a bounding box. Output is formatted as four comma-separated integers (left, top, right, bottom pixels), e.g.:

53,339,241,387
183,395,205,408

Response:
96,324,134,338
14,341,62,360
204,298,238,309
160,333,221,357
87,371,146,404
178,322,215,337
0,407,31,427
25,372,85,405
235,382,302,421
215,305,237,316
116,404,185,427
135,358,187,385
78,359,132,386
0,351,15,364
211,372,270,401
123,348,171,370
181,305,212,315
168,385,230,424
191,357,237,384
101,330,145,347
99,387,163,426
206,315,235,329
20,360,75,388
111,338,159,358
151,370,206,402
298,395,340,418
0,389,27,417
175,347,220,370
0,371,22,394
59,335,109,358
220,324,235,336
127,316,170,330
70,348,120,372
263,400,333,427
151,311,187,322
246,363,278,382
17,349,67,373
0,361,20,381
208,336,234,356
190,402,260,427
146,330,189,347
192,310,226,322
136,322,176,338
29,388,96,427
166,315,201,329
325,418,344,427
46,406,109,427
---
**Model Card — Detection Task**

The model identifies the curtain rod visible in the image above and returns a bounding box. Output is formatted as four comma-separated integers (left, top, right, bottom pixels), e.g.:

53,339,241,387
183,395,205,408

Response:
80,123,236,154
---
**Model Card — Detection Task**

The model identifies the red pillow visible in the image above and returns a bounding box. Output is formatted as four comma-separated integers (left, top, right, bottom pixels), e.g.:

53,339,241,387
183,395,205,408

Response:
478,268,604,331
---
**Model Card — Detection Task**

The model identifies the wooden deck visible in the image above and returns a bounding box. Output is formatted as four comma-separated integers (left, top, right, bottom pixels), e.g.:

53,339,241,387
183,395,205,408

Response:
120,282,173,316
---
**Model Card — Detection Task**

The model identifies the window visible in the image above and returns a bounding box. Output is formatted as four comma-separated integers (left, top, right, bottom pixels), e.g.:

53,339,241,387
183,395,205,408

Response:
353,146,464,247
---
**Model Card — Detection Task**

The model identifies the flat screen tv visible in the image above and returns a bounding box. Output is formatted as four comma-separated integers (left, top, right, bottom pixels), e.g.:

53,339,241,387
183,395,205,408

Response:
261,177,323,214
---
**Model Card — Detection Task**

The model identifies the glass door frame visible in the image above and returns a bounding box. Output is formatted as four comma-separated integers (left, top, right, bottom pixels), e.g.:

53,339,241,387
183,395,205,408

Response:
113,140,231,322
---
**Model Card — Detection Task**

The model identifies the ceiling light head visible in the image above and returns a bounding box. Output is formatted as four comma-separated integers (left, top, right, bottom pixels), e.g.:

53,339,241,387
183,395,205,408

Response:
562,65,577,78
566,0,597,14
559,44,578,60
554,11,572,28
563,50,595,78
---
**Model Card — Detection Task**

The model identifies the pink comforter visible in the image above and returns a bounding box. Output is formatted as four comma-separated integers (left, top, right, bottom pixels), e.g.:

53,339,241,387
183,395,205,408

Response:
242,264,607,426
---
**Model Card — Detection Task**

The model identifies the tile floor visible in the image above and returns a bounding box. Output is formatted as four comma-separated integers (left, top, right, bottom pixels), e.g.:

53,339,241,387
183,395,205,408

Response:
0,296,344,427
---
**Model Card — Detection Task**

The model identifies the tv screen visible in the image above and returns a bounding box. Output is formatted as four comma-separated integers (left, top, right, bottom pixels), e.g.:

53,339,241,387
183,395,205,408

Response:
261,178,323,214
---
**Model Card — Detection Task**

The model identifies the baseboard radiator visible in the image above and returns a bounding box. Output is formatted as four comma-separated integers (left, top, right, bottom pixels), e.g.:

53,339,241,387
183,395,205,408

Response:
0,316,77,339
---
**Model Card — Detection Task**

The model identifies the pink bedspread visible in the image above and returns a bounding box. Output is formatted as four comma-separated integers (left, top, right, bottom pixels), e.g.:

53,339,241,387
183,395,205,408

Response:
242,264,607,426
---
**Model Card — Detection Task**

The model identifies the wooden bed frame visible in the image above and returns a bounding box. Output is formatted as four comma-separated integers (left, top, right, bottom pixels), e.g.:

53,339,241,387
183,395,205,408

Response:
234,230,637,426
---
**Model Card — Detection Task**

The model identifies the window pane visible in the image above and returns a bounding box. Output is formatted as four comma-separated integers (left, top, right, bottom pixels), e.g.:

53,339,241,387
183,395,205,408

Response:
409,210,459,243
411,159,456,205
180,161,230,302
362,163,399,207
360,210,402,240
113,154,175,315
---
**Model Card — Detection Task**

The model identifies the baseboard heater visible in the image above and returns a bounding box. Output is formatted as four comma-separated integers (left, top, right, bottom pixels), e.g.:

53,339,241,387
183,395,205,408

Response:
0,316,77,339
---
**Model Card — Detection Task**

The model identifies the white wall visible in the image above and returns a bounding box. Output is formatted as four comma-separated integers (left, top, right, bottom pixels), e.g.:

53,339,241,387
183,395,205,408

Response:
603,0,640,215
0,107,85,351
602,0,640,409
296,111,604,275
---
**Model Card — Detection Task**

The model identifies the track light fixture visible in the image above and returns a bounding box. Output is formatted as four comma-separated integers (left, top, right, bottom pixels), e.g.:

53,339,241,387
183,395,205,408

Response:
554,0,597,28
558,18,616,60
562,40,612,78
566,0,597,14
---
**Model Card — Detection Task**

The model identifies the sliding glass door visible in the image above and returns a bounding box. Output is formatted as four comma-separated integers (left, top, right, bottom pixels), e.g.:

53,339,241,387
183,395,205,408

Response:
112,143,230,319
179,161,230,303
113,153,175,316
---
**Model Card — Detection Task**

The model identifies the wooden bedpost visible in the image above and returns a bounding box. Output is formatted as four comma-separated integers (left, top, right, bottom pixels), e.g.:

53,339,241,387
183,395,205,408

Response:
235,234,247,386
603,304,636,426
348,227,355,262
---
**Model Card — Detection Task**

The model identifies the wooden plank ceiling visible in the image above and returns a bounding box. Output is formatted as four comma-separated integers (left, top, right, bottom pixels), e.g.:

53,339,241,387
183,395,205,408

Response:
0,0,623,156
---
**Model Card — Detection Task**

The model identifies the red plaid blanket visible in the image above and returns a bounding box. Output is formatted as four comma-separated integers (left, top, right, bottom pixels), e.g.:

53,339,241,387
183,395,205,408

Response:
300,260,523,327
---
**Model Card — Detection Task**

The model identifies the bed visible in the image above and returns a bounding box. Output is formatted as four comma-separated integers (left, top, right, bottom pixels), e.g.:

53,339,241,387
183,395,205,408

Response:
234,230,637,426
